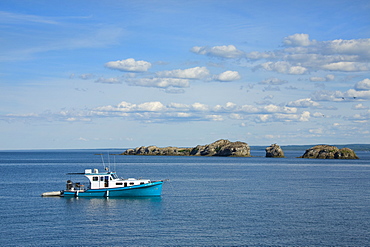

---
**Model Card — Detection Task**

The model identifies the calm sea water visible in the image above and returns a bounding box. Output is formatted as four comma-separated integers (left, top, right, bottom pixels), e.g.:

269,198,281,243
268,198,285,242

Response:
0,149,369,246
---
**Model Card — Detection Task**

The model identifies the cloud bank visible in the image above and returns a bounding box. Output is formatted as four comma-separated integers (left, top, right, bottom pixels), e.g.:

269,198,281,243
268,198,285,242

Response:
191,34,370,74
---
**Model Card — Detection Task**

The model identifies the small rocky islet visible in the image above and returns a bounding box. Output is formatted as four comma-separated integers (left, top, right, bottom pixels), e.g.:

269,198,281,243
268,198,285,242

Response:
298,145,359,159
121,139,359,159
265,143,285,158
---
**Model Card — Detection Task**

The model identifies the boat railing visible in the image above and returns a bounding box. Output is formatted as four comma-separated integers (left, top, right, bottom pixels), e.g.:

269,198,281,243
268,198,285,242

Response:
66,182,90,191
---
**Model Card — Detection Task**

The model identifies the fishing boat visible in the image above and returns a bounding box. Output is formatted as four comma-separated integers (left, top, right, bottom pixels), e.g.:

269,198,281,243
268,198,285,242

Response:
42,168,164,197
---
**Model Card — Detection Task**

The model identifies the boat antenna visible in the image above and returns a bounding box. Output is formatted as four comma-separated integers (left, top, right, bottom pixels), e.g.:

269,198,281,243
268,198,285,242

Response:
100,154,106,170
113,154,116,172
107,151,111,171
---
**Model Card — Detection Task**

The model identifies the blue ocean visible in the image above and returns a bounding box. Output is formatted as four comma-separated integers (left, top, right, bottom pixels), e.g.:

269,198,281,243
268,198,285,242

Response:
0,149,369,246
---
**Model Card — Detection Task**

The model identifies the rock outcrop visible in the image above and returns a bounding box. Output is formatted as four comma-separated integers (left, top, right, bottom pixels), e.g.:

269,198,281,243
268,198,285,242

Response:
190,139,250,157
265,144,285,158
123,146,192,156
122,139,251,157
299,145,359,159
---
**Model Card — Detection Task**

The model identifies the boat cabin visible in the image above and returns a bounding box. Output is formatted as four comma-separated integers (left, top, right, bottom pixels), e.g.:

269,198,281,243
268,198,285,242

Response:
66,168,151,191
85,169,151,189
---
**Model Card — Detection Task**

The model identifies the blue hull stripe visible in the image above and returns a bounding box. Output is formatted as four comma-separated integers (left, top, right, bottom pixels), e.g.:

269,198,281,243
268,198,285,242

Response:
63,181,163,197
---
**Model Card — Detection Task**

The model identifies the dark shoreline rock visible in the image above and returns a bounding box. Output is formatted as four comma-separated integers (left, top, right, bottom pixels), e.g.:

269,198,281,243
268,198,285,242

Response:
299,145,359,159
121,139,251,157
265,144,285,158
123,145,192,156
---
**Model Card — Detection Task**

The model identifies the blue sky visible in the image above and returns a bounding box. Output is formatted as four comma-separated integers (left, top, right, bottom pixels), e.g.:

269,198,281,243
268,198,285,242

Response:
1,0,370,149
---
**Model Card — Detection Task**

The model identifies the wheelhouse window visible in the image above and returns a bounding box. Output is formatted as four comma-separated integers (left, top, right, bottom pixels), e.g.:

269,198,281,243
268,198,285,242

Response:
111,174,118,179
93,177,98,181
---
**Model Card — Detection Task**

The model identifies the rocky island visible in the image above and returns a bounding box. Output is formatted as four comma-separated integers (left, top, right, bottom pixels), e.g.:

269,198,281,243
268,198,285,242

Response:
299,145,359,159
265,144,285,158
122,139,251,157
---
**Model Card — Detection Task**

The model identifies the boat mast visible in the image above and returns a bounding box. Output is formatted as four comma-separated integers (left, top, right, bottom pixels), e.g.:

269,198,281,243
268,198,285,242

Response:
99,154,106,170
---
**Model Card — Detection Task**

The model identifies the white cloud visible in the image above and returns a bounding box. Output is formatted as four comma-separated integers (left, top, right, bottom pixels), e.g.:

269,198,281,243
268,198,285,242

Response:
229,113,244,120
225,102,237,109
259,77,288,85
352,103,369,110
299,111,310,121
238,104,297,114
282,106,298,114
213,102,237,112
287,98,321,108
239,105,259,113
309,77,324,82
6,113,39,118
283,33,313,47
206,115,223,121
246,51,275,60
66,117,91,122
348,110,370,122
311,90,344,101
263,104,281,113
137,102,165,112
312,112,324,117
309,74,335,82
214,102,237,112
191,103,209,111
257,115,270,122
354,78,370,90
168,102,190,109
256,111,310,122
324,38,370,59
156,66,210,79
105,58,152,72
95,101,133,112
326,74,335,81
321,62,370,72
345,89,370,99
214,70,241,81
312,86,370,101
95,77,121,84
126,77,189,88
259,61,307,74
95,101,165,113
77,137,89,141
190,45,245,58
175,112,192,118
